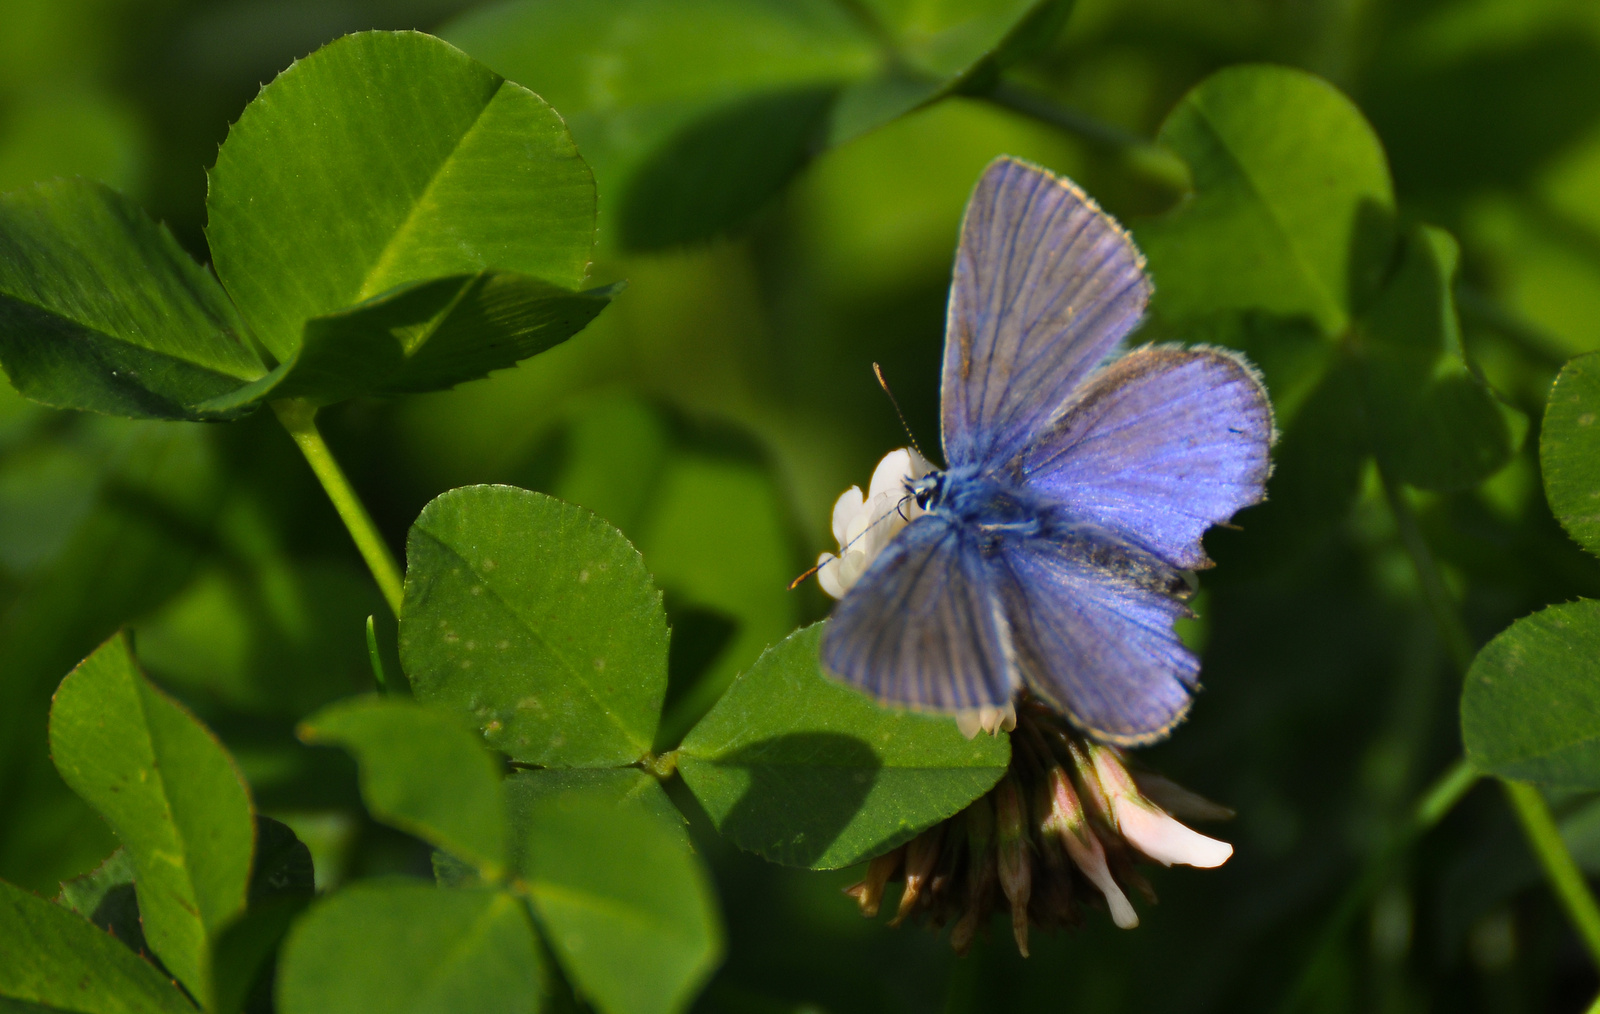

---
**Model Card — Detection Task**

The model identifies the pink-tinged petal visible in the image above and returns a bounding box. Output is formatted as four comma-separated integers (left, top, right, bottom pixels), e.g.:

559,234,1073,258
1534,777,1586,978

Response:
1112,797,1233,868
1044,767,1139,929
1088,744,1139,801
1064,829,1139,929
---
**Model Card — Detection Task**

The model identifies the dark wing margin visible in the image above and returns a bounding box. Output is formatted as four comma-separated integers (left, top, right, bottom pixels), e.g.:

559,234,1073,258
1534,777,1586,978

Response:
941,157,1151,471
995,535,1200,746
821,514,1018,712
1016,344,1274,571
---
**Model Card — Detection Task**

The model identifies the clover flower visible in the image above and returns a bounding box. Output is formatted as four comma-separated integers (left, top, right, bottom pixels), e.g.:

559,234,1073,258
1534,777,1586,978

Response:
844,698,1234,955
823,449,1235,954
818,449,1015,738
816,447,932,600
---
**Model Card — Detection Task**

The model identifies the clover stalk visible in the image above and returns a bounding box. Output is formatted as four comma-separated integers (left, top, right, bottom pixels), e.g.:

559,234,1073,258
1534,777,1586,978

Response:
1380,466,1600,972
1279,758,1478,1012
273,398,405,618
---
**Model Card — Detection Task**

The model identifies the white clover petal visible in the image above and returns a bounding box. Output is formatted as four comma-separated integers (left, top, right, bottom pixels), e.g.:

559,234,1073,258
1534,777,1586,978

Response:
868,448,913,501
817,552,846,600
954,702,1019,739
907,446,934,479
955,710,982,739
1112,797,1233,868
984,701,1018,734
831,486,865,545
844,492,879,544
840,548,869,590
819,448,937,600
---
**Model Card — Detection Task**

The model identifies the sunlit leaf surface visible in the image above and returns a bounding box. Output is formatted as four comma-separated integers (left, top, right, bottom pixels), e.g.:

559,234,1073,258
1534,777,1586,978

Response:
300,696,509,879
0,877,194,1014
1463,600,1600,788
48,632,254,1006
508,768,722,1014
278,881,544,1014
679,623,1009,869
401,485,668,767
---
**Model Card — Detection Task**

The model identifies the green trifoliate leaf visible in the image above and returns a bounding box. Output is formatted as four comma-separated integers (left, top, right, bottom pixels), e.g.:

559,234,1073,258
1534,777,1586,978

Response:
134,556,384,719
56,847,145,957
852,0,1070,80
299,696,509,879
1462,600,1600,788
400,485,668,767
211,899,304,1014
446,0,1069,251
1361,225,1521,491
446,0,871,251
508,768,722,1014
210,817,315,1014
1542,352,1600,557
205,30,605,400
678,622,1011,870
0,877,194,1014
1137,64,1397,337
0,179,265,420
261,274,620,407
48,631,254,1008
633,452,799,747
277,881,544,1014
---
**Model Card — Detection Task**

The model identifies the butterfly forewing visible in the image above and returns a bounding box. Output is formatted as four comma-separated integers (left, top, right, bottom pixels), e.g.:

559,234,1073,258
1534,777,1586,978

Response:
821,515,1019,712
942,157,1151,471
995,535,1200,745
1016,345,1274,571
826,159,1273,743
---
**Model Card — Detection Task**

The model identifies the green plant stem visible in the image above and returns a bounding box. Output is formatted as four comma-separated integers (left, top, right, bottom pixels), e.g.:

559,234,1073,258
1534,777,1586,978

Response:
1379,466,1600,974
1376,466,1476,674
273,399,404,618
980,81,1191,193
1504,780,1600,965
365,615,389,692
1278,759,1479,1012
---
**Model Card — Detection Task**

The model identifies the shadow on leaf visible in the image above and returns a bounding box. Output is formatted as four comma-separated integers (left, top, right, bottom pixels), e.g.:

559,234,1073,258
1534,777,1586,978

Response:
715,731,880,868
618,85,839,251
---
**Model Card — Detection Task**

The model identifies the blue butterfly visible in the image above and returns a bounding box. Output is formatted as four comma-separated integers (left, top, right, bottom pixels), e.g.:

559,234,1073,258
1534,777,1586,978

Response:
821,157,1274,746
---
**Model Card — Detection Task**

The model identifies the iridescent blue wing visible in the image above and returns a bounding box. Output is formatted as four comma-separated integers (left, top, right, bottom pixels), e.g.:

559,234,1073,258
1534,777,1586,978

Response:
995,535,1199,745
1015,345,1274,571
942,157,1151,470
821,514,1018,711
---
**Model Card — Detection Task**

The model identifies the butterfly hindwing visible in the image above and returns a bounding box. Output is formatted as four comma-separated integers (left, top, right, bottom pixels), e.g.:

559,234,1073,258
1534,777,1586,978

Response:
1016,345,1274,571
826,162,1272,743
994,533,1199,745
821,514,1018,712
942,157,1151,470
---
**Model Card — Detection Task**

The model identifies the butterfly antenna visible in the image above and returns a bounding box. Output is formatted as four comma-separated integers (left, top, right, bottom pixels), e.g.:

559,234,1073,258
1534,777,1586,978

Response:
873,363,930,463
788,561,823,591
789,493,916,590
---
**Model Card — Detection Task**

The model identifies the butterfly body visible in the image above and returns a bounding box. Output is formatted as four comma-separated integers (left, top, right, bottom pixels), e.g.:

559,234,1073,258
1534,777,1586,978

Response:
915,469,1187,596
822,158,1274,746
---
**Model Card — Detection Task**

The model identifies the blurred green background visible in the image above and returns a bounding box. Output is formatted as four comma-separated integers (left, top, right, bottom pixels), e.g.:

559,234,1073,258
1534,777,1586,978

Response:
3,0,1600,1010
